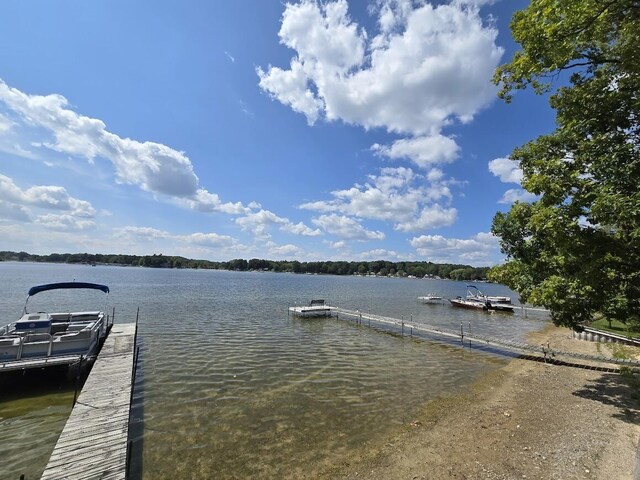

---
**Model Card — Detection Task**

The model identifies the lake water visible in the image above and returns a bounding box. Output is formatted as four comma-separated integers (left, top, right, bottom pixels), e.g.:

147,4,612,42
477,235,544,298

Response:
0,262,549,479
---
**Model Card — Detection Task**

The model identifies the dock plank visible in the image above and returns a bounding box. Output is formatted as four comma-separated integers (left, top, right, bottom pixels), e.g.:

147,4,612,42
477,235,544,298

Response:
41,323,137,480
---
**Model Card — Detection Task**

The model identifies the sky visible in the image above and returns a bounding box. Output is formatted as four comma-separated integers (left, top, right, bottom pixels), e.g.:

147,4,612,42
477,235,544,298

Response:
0,0,555,267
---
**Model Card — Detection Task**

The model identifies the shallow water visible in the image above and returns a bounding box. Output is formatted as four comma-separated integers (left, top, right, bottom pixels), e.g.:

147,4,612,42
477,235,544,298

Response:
0,263,548,479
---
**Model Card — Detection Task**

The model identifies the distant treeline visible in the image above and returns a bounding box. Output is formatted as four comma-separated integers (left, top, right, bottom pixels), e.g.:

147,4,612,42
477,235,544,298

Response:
0,251,489,281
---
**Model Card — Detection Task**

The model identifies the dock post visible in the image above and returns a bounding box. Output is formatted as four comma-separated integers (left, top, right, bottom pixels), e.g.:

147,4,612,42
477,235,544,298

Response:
401,322,404,337
460,322,464,344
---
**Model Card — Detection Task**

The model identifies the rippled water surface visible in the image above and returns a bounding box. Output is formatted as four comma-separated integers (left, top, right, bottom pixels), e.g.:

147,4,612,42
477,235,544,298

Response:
0,263,549,479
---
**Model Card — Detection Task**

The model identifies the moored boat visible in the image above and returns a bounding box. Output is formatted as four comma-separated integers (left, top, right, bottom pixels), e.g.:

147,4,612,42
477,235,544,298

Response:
449,296,488,310
466,285,514,312
0,282,112,365
418,293,443,303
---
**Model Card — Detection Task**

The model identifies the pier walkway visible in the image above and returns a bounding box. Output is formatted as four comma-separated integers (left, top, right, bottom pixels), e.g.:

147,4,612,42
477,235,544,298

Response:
334,308,640,369
41,322,137,480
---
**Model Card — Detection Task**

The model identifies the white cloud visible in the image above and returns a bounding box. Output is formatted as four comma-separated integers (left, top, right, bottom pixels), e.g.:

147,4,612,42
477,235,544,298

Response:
358,248,403,260
268,243,303,257
395,204,457,232
282,221,323,236
0,79,255,216
312,214,385,240
182,189,251,215
372,134,460,168
235,209,322,239
0,174,96,230
113,226,244,252
410,231,501,266
498,188,537,204
0,112,13,133
258,0,502,139
35,214,95,231
113,226,171,240
488,157,522,184
184,232,238,248
300,166,456,232
0,199,32,222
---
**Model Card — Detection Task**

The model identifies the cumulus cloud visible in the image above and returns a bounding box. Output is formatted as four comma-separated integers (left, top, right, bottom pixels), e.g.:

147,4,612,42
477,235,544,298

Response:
35,214,95,231
0,174,97,231
0,112,13,133
358,248,403,260
258,0,503,169
488,157,538,204
498,188,537,204
113,226,243,251
300,166,456,232
268,243,304,257
0,79,254,215
372,134,460,168
488,157,523,184
394,204,457,232
312,214,385,241
0,174,95,217
0,199,32,222
235,209,322,239
113,226,171,240
411,231,501,265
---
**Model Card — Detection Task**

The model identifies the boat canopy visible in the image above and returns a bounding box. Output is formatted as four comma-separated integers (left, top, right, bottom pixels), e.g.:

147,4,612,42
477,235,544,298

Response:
28,282,110,296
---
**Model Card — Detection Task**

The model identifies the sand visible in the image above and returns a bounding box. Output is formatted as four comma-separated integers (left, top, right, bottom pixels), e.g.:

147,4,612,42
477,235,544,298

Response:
323,325,640,480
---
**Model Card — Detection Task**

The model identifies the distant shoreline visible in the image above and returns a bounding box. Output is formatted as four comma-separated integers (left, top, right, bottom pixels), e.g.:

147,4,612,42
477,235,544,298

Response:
0,252,491,281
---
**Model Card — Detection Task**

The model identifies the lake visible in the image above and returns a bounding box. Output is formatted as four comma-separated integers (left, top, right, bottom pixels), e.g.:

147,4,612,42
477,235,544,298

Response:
0,262,548,479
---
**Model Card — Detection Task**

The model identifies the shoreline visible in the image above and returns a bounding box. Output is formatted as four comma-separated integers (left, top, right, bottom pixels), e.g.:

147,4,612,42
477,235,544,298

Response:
324,324,640,479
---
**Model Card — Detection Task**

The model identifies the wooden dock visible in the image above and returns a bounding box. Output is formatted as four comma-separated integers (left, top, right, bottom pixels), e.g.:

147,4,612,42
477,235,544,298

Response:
41,322,137,480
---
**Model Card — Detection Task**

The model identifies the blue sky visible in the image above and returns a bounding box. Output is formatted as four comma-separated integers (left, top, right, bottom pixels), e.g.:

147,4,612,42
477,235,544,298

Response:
0,0,554,266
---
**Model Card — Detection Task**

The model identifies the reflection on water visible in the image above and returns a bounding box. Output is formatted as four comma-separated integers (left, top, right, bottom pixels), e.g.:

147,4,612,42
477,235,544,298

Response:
0,263,548,479
0,369,77,479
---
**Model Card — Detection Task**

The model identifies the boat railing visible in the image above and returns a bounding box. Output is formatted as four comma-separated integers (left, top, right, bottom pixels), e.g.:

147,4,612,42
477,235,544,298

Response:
5,319,102,361
0,323,15,336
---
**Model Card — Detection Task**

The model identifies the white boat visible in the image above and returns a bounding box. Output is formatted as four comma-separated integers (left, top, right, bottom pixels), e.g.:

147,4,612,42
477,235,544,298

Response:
418,293,443,303
467,285,512,304
466,285,514,312
449,296,488,310
0,282,112,363
289,299,335,318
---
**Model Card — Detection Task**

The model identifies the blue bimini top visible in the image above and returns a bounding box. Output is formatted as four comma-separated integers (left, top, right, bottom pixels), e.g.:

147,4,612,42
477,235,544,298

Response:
28,282,110,296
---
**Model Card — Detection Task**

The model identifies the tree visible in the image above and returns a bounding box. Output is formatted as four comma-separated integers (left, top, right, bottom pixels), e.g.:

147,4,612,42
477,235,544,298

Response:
490,0,640,329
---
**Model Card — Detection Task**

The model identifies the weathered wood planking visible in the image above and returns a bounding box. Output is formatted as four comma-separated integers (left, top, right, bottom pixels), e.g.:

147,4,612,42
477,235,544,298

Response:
41,323,137,480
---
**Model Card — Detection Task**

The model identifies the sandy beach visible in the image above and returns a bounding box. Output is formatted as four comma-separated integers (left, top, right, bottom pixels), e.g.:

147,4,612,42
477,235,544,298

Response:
325,325,640,480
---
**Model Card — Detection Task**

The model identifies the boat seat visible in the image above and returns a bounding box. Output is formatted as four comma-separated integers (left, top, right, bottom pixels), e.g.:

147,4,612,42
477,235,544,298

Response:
59,330,91,340
70,312,101,322
24,333,52,342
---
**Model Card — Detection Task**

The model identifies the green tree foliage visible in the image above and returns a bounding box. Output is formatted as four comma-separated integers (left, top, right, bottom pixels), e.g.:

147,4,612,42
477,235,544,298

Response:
490,0,640,329
0,251,489,281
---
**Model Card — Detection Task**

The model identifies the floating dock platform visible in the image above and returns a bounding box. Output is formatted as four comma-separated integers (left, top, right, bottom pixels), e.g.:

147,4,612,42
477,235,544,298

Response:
41,322,137,480
289,299,336,318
